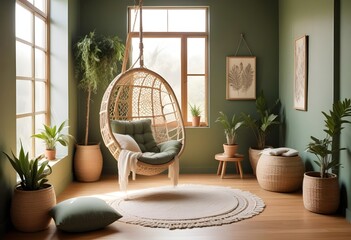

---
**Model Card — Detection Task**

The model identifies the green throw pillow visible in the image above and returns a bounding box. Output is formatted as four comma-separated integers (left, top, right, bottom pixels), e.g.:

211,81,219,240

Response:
111,119,159,153
49,197,122,233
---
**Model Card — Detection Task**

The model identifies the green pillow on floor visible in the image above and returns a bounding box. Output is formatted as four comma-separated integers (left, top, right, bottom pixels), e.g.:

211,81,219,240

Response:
49,197,122,233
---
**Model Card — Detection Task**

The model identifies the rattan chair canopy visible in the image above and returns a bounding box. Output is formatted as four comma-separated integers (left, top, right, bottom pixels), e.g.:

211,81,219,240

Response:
99,67,185,176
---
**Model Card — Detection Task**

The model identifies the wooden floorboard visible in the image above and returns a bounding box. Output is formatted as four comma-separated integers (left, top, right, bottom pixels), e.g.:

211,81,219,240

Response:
4,174,351,240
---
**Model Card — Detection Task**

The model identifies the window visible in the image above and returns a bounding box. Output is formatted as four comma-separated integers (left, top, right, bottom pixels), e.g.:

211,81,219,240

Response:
128,7,208,126
16,0,49,156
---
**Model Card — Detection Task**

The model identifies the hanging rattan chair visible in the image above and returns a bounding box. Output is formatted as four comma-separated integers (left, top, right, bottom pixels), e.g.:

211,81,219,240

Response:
100,66,185,176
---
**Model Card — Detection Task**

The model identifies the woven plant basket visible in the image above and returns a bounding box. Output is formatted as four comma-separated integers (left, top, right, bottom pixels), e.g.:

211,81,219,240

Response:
249,147,261,176
11,184,56,232
256,154,304,192
303,171,339,214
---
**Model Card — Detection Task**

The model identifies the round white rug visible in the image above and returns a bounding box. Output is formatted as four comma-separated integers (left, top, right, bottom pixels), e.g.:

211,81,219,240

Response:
108,184,265,229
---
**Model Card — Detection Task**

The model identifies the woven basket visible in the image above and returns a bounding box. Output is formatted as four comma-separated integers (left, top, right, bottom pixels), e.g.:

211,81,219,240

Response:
256,154,304,192
11,184,56,232
303,171,339,214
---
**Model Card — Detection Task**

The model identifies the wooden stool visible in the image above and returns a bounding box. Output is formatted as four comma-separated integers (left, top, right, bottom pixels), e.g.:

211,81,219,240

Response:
215,153,244,179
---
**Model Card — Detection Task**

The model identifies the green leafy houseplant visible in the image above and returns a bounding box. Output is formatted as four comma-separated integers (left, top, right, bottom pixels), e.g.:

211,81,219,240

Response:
189,103,201,117
75,31,125,145
241,91,280,149
306,98,351,178
3,143,52,190
32,120,72,150
4,143,56,232
215,111,244,145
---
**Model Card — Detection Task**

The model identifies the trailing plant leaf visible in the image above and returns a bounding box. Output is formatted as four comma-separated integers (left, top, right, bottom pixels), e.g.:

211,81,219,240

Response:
74,31,125,145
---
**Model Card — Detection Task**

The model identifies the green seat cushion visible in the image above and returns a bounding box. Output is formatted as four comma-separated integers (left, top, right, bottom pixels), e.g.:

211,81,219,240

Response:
138,140,182,165
111,119,159,153
49,197,122,233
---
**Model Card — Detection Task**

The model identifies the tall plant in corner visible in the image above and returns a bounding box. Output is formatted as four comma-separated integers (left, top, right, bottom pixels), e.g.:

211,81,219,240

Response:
303,98,351,214
306,98,351,178
74,31,124,182
75,31,125,145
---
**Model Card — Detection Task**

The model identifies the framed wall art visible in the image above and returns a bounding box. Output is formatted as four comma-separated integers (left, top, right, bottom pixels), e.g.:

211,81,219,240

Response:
226,56,256,100
294,35,308,111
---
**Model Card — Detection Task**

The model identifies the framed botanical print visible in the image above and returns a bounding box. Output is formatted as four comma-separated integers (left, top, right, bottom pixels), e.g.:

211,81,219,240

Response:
226,56,256,100
294,35,308,111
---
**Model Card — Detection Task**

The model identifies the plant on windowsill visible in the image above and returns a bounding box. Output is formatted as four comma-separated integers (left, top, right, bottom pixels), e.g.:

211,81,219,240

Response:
303,98,351,214
189,103,201,127
3,143,56,232
32,120,73,160
215,111,244,157
74,30,125,182
241,90,280,175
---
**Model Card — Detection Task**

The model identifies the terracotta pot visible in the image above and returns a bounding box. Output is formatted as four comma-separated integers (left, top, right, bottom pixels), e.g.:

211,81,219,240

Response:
45,149,56,160
11,184,56,232
192,116,201,127
303,171,339,214
74,143,103,182
223,144,239,157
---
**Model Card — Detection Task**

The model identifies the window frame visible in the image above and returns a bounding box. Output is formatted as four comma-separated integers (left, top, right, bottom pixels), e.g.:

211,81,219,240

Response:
16,0,50,156
128,6,209,126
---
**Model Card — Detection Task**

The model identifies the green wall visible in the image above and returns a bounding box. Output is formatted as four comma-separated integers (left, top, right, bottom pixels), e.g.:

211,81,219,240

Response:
77,0,279,175
0,0,17,236
339,0,351,222
279,0,351,221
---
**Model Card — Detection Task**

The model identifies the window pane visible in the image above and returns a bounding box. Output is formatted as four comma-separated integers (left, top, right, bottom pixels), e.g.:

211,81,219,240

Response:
188,38,205,74
187,76,205,122
16,80,33,114
35,16,46,49
35,81,46,111
17,117,32,154
34,0,46,14
35,114,46,155
16,3,33,43
130,9,167,32
35,48,46,79
168,9,206,32
131,37,182,104
16,41,33,77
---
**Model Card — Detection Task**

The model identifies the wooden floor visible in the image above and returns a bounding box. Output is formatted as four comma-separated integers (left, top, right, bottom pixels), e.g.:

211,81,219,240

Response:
5,174,351,240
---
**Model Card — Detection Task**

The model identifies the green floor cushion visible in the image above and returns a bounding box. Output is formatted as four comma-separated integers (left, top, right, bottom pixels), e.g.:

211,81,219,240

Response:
49,197,122,233
111,119,159,153
138,140,182,165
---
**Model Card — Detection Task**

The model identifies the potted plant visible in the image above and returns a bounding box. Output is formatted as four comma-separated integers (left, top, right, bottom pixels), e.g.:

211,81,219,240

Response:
74,31,125,182
241,90,280,175
304,98,351,214
215,111,244,157
3,143,56,232
32,120,72,160
189,103,201,127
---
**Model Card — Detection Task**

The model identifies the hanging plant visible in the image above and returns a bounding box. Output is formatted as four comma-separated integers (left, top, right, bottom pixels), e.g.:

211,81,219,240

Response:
74,31,125,145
